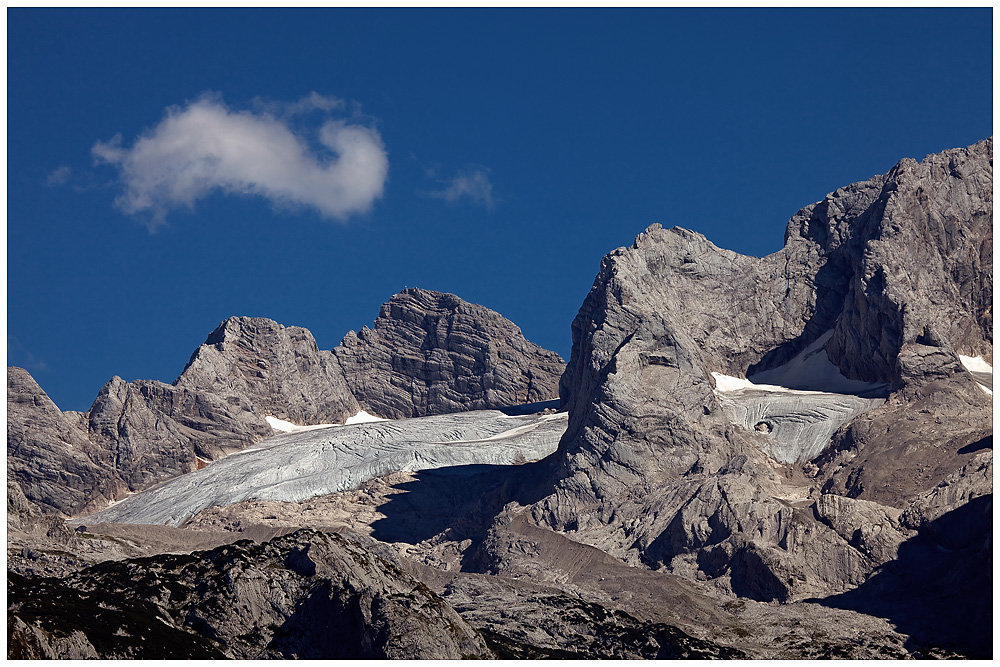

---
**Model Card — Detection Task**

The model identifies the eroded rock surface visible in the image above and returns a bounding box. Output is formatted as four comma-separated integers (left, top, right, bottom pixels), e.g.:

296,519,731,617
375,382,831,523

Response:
8,529,491,659
510,138,992,605
175,316,361,426
333,288,565,418
7,368,122,516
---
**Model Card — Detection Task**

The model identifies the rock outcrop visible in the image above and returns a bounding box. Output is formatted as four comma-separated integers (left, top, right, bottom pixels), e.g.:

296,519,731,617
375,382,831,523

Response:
7,368,122,516
8,529,492,659
333,288,565,418
175,317,361,425
8,290,564,520
514,138,992,602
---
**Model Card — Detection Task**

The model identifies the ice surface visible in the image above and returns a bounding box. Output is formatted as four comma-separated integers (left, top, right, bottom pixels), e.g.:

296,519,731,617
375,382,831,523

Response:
959,355,993,395
86,409,567,527
712,330,887,464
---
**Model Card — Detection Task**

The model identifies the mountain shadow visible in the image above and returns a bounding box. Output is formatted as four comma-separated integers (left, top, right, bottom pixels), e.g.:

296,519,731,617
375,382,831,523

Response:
810,494,992,658
369,458,555,546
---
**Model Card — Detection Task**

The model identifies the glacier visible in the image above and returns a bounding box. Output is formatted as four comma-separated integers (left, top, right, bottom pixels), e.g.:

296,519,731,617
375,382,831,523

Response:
86,408,567,527
712,331,888,464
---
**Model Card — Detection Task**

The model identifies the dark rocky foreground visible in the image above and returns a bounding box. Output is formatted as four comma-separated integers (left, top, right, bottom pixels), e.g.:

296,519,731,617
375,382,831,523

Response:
8,530,490,659
8,527,746,660
7,138,992,659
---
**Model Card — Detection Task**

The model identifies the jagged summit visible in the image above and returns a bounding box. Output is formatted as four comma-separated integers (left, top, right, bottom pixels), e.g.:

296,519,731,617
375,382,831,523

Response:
510,137,993,607
7,289,565,519
333,287,565,419
175,315,361,426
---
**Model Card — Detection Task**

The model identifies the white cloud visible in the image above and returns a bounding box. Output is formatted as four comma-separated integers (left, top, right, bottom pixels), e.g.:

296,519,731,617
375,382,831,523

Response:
93,93,388,227
45,165,72,187
426,166,495,210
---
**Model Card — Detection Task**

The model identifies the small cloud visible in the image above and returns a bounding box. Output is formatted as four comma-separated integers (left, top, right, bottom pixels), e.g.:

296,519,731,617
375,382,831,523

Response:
8,336,50,374
45,165,72,187
92,92,389,229
252,91,345,117
424,166,496,210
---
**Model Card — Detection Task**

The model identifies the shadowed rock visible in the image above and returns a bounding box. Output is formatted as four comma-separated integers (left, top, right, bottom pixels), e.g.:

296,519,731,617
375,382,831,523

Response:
7,529,492,659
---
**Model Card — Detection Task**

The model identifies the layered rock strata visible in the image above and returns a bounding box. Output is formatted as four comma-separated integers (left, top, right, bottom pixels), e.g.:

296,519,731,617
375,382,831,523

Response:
516,138,992,602
175,316,361,425
333,288,565,419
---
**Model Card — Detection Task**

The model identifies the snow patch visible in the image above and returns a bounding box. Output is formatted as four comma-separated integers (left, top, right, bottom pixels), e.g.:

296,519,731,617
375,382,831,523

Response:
958,355,993,395
746,330,888,395
264,416,339,433
959,355,993,374
264,410,386,433
344,410,386,425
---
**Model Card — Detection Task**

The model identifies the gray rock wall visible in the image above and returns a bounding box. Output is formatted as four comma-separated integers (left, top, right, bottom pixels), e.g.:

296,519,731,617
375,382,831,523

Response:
175,316,361,425
333,288,565,419
523,138,993,600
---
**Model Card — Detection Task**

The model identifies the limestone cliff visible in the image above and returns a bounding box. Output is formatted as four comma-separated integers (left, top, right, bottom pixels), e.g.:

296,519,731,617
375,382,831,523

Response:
333,288,565,419
516,138,992,602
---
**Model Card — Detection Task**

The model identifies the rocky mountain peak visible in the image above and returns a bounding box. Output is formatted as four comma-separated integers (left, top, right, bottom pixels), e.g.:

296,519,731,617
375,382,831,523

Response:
530,138,992,602
333,288,565,419
176,315,360,426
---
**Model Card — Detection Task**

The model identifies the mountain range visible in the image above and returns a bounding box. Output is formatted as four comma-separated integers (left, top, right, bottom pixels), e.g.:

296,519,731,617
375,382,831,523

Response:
7,138,992,658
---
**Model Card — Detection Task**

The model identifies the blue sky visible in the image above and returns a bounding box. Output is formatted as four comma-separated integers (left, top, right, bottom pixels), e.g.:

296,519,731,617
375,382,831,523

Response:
7,8,993,412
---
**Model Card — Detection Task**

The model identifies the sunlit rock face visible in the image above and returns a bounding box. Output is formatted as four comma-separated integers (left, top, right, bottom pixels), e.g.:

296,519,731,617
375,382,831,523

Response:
333,288,566,419
175,316,363,426
519,138,992,602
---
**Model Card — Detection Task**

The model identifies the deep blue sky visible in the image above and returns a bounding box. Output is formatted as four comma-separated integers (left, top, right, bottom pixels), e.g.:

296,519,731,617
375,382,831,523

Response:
7,8,993,412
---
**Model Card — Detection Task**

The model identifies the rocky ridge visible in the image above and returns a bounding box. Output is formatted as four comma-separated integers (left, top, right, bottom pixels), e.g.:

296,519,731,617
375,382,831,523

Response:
502,138,993,606
333,288,566,419
7,290,564,519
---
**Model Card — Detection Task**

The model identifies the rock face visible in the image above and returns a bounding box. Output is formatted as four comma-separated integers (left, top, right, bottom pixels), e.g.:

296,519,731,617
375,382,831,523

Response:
333,288,565,419
175,316,361,426
8,529,491,659
519,138,992,603
7,368,122,516
8,290,563,519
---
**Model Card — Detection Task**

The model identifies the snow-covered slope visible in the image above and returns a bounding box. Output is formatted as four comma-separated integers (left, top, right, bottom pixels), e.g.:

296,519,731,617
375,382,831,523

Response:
958,355,993,395
85,409,567,527
712,331,888,464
